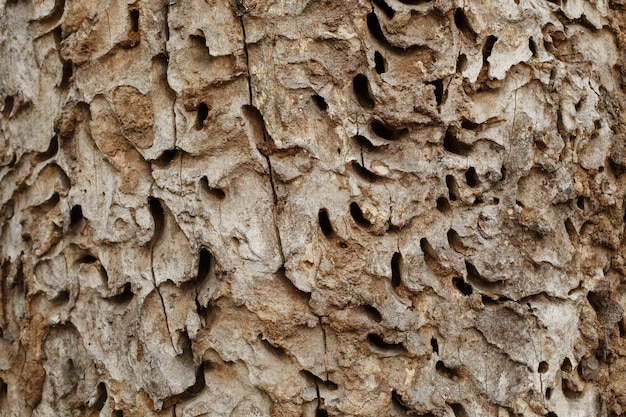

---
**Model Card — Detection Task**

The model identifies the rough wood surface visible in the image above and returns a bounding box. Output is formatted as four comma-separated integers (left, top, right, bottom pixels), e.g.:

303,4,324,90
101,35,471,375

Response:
2,0,626,416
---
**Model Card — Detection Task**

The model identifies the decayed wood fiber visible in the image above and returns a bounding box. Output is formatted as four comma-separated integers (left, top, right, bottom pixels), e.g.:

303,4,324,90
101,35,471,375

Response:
2,0,626,416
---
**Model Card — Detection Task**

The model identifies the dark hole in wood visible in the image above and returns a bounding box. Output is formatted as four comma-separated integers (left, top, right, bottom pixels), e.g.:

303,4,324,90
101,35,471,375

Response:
436,360,460,379
186,362,207,397
466,260,503,290
41,192,61,213
374,51,386,74
451,403,468,417
2,96,14,117
373,0,395,18
466,260,483,278
443,127,472,155
545,387,553,400
465,167,479,187
70,205,83,229
428,79,444,106
319,379,339,391
79,254,97,264
561,357,572,372
446,175,459,201
391,390,411,414
500,165,507,181
353,135,377,151
301,369,338,390
190,33,209,54
482,35,498,65
460,118,479,130
594,119,602,130
596,339,610,362
0,378,6,405
242,104,271,151
351,161,381,182
156,148,178,165
35,136,60,163
110,282,134,305
447,229,466,254
200,177,226,199
258,334,286,357
353,74,375,109
197,247,211,285
312,94,328,111
430,337,439,354
318,208,334,238
538,361,549,373
367,333,407,353
60,60,73,89
587,291,608,312
564,219,578,245
113,410,124,417
546,413,558,417
391,252,402,287
367,12,387,44
209,187,226,199
454,8,477,41
94,382,108,410
365,11,424,55
316,409,329,417
575,98,584,112
420,237,444,275
577,196,585,210
456,54,467,73
130,9,140,32
529,38,537,56
350,202,371,227
371,119,407,140
148,196,164,242
534,138,547,150
436,197,451,213
277,266,312,304
196,103,209,130
195,298,208,322
54,290,70,303
9,260,24,291
363,305,382,322
586,291,607,314
453,277,473,295
482,294,510,304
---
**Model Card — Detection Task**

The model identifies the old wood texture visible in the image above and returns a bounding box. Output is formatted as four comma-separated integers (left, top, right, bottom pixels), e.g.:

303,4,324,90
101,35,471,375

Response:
2,0,626,416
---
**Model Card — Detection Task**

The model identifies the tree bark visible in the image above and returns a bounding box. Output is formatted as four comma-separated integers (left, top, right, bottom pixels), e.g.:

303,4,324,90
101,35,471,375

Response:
1,0,626,416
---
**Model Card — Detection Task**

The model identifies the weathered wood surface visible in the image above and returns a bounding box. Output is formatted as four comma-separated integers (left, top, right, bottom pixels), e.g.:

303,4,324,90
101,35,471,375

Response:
1,0,626,415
